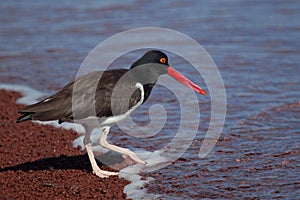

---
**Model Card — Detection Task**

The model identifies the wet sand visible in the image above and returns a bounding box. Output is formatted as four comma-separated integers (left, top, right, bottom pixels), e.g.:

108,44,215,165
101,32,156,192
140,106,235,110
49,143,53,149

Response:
0,89,129,199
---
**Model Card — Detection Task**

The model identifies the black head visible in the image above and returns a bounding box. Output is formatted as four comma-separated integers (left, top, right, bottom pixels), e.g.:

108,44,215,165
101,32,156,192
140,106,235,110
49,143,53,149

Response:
130,50,169,69
128,49,207,96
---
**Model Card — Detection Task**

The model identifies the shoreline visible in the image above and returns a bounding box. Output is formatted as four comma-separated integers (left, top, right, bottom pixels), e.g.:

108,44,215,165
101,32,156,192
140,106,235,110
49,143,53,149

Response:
0,89,129,199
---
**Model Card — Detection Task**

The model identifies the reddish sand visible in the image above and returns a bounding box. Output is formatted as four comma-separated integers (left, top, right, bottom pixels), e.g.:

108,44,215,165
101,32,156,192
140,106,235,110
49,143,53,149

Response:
0,89,129,199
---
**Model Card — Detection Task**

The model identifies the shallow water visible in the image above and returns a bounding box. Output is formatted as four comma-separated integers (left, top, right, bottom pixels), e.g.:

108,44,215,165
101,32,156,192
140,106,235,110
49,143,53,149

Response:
1,0,299,199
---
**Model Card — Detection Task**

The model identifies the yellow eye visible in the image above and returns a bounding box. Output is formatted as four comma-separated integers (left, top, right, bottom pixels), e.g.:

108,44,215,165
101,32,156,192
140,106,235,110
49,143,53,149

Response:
160,57,166,64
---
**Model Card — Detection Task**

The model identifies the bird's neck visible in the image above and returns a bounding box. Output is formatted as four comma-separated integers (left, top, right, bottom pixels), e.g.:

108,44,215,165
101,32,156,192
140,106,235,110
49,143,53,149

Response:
129,65,160,85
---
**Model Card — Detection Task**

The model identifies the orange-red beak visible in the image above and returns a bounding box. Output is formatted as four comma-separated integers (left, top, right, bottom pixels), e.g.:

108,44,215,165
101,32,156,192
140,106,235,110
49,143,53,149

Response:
167,67,207,96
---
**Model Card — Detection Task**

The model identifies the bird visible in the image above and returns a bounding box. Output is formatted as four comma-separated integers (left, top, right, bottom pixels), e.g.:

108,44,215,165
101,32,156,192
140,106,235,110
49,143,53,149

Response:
17,50,207,178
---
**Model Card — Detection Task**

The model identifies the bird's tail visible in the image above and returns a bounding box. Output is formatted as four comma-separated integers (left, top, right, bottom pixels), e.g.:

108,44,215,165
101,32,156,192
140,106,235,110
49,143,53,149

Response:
16,112,33,123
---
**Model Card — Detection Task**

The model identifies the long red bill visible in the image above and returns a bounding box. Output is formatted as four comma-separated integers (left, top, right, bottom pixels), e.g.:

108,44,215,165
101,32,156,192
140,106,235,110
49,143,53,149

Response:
167,67,207,96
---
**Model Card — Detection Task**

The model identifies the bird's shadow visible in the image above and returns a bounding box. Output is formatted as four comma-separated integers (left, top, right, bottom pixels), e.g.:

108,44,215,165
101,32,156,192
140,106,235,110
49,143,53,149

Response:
0,151,126,173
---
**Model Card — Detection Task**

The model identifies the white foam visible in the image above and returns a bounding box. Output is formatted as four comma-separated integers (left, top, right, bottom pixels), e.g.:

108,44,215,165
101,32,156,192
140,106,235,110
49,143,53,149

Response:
0,83,46,105
33,120,86,134
116,148,180,199
1,83,172,199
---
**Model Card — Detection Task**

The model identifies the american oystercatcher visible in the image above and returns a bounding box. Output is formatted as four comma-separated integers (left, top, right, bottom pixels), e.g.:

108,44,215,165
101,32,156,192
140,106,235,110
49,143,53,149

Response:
17,50,207,178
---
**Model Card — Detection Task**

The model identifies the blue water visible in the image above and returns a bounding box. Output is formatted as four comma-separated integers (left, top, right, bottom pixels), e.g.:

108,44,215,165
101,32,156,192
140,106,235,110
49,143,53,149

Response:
1,0,299,199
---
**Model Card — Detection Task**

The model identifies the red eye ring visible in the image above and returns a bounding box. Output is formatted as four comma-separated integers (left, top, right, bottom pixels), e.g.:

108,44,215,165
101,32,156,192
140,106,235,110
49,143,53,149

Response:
160,57,166,64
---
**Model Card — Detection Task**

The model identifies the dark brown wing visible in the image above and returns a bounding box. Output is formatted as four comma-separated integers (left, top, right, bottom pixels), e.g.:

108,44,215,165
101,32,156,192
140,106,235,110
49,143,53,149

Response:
17,69,136,123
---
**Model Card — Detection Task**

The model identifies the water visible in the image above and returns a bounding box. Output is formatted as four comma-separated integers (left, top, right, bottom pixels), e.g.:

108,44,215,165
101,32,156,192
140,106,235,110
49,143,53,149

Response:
1,0,299,199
